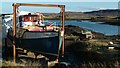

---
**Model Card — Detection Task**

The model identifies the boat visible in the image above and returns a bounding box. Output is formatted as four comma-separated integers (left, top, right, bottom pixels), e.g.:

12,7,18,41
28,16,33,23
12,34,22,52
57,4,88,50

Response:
6,11,61,60
3,3,65,63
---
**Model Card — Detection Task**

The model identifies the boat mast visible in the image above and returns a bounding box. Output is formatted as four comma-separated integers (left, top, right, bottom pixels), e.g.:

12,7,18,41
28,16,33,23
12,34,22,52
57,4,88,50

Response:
12,3,65,64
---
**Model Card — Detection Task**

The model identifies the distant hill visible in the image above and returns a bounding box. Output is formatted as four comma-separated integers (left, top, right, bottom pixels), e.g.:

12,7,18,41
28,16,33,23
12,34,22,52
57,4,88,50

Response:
43,9,120,20
43,9,120,26
84,9,120,17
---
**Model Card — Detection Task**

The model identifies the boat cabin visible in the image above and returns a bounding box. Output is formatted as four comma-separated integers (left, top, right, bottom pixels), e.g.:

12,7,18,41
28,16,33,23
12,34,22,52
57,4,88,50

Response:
18,13,56,32
19,13,44,27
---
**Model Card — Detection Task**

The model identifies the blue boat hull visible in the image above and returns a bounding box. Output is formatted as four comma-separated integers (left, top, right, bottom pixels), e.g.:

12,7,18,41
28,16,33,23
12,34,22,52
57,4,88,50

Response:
7,31,60,60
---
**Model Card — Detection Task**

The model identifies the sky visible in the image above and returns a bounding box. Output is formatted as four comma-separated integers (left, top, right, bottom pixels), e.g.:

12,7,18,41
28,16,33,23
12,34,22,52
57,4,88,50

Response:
0,1,119,14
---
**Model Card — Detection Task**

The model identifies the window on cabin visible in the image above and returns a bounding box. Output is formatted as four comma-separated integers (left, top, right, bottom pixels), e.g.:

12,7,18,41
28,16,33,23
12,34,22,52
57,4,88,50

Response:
33,16,37,22
29,16,32,20
24,16,29,22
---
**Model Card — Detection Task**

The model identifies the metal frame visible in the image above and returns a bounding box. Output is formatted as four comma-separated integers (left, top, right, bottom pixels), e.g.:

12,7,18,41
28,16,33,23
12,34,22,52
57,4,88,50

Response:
12,3,65,63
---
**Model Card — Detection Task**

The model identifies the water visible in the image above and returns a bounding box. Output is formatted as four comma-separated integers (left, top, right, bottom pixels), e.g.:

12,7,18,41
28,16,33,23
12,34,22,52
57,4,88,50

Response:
47,20,120,36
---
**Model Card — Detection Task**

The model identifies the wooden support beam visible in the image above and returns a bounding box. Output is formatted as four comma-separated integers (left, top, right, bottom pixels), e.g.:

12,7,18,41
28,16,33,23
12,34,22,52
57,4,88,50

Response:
13,3,17,64
14,3,64,8
61,6,65,58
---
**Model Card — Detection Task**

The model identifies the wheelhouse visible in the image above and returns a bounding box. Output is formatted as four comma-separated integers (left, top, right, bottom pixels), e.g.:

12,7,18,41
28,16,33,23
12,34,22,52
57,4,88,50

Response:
19,13,44,27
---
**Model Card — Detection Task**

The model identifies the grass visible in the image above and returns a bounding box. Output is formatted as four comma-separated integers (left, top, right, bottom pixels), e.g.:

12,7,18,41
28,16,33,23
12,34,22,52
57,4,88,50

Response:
1,60,120,68
1,59,57,68
65,40,120,63
80,61,120,68
1,60,43,67
1,49,48,67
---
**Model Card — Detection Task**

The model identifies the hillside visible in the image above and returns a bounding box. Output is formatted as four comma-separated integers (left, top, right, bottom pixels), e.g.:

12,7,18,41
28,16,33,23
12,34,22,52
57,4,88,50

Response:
85,9,119,17
44,9,119,19
43,9,120,25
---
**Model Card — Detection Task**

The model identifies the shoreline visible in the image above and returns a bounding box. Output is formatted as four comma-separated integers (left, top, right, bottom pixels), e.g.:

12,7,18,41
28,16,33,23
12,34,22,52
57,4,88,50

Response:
83,19,120,26
44,18,120,26
65,25,120,44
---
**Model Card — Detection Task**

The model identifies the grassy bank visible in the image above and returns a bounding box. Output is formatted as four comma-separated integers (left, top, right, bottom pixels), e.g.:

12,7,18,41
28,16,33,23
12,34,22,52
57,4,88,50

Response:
65,41,120,68
64,25,120,68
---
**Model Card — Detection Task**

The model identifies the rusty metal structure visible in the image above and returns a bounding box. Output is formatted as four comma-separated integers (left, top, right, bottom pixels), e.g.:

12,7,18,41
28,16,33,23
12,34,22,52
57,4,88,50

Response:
12,3,65,63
